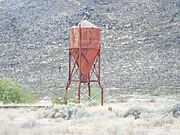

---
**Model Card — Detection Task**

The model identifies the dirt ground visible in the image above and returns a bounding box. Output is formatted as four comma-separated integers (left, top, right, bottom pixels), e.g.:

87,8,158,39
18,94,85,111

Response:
0,94,180,135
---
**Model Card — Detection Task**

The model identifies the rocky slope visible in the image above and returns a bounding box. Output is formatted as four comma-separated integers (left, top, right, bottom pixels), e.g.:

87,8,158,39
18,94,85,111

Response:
0,0,180,96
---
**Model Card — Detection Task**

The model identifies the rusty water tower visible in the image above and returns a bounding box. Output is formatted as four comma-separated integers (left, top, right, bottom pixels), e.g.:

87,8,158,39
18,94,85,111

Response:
65,19,103,105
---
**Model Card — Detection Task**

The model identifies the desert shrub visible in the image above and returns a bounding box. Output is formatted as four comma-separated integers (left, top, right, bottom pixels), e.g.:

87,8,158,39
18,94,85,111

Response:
45,103,89,120
84,87,101,105
124,107,145,119
172,103,180,118
51,89,79,105
51,96,64,105
51,87,102,105
20,119,39,129
89,87,101,100
150,89,161,96
0,78,36,104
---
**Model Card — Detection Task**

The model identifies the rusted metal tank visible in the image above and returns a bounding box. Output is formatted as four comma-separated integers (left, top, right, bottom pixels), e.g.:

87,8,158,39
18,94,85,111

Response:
69,20,100,81
66,20,103,105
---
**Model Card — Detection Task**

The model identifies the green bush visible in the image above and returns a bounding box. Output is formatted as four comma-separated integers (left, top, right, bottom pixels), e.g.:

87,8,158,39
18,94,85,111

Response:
51,89,79,105
51,96,64,105
0,78,36,104
51,88,102,105
89,88,100,101
150,89,161,96
79,87,101,105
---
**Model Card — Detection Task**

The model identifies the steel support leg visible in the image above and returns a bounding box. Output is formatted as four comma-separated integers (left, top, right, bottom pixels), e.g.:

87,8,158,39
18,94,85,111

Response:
65,82,70,91
78,82,81,102
88,82,91,99
99,83,103,106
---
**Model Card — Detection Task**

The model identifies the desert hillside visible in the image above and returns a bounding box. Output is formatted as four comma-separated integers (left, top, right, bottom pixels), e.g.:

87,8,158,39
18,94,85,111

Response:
0,0,180,95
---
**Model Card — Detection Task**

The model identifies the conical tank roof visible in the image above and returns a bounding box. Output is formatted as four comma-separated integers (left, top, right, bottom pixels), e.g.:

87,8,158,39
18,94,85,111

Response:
71,20,99,28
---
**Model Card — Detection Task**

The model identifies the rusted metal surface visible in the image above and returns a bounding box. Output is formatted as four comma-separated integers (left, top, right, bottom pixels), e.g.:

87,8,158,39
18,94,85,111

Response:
66,20,104,105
